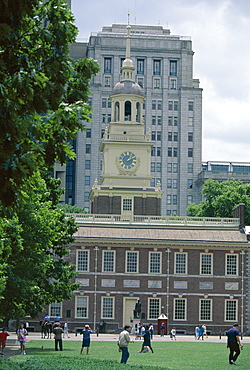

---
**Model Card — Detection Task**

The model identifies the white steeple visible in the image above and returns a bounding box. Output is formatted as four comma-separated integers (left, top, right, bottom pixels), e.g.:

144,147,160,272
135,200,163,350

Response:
121,13,135,81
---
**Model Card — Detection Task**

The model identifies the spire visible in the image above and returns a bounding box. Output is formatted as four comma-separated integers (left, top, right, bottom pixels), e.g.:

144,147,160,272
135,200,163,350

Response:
121,13,135,81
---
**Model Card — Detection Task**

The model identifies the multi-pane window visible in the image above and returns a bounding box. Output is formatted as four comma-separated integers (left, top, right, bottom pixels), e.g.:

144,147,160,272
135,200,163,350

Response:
168,117,173,126
102,297,114,319
152,116,156,125
104,76,111,87
86,144,91,154
188,163,193,173
226,254,238,276
157,131,161,141
153,60,161,75
188,117,193,126
200,299,212,321
175,253,187,274
102,114,106,123
167,163,172,173
148,298,160,319
200,253,213,275
173,148,178,157
107,114,111,123
102,98,107,108
173,132,178,141
188,132,193,142
188,179,193,189
168,147,172,157
151,131,156,141
85,160,91,169
156,162,161,172
157,117,162,125
85,176,90,185
103,250,115,273
187,195,193,204
152,100,156,110
151,147,156,156
137,59,145,74
168,132,172,141
167,179,172,188
173,163,178,173
174,299,186,320
153,78,160,89
126,251,138,273
149,252,161,274
104,57,112,73
188,101,194,111
174,101,178,111
225,300,238,321
77,250,89,272
174,117,178,126
151,162,155,172
123,198,132,211
50,302,61,317
173,195,177,205
86,129,91,138
108,99,111,108
158,100,162,110
170,60,177,76
188,148,193,158
76,296,88,318
137,77,144,88
168,101,173,110
167,195,171,205
156,147,161,156
173,179,177,189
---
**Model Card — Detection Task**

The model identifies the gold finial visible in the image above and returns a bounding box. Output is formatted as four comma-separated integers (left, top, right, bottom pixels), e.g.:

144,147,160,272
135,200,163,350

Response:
127,12,131,29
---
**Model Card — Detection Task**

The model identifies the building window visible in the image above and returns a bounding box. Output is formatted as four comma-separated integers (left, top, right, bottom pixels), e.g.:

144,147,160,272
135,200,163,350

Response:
148,298,160,319
173,148,178,157
108,99,111,108
151,147,155,156
187,195,193,204
173,179,177,189
188,132,193,142
138,77,144,88
84,192,89,202
149,251,161,274
156,147,161,156
50,302,61,317
168,117,173,126
173,132,178,141
167,195,171,205
85,160,91,170
150,178,155,187
152,100,156,110
168,148,172,157
173,163,178,173
86,129,91,138
107,114,111,123
173,195,177,205
175,253,187,274
174,117,178,126
226,254,238,276
168,132,172,141
156,162,161,172
126,251,138,273
151,131,156,141
157,131,161,141
102,98,107,108
76,296,88,318
152,116,156,125
188,101,194,111
151,162,155,172
86,144,91,154
167,210,171,215
188,148,193,158
174,101,178,111
104,76,111,87
85,176,90,186
102,250,115,273
167,179,172,188
158,100,162,110
170,60,177,76
188,179,193,189
157,117,162,125
200,299,212,321
137,59,144,74
188,117,193,126
188,163,193,173
153,78,160,89
153,60,161,75
174,298,186,320
104,57,112,73
170,79,177,89
123,198,132,211
225,300,238,322
77,250,89,272
200,253,213,275
167,163,172,173
168,101,173,110
102,297,114,319
102,114,106,123
101,129,105,138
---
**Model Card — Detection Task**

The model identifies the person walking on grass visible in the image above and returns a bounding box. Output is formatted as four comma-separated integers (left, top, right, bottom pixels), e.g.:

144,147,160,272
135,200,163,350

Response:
80,325,93,355
0,328,10,356
17,324,28,355
226,323,243,365
138,325,154,353
118,325,133,364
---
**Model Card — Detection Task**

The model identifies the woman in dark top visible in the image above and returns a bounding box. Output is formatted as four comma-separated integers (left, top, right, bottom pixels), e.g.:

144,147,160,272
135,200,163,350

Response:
138,325,154,353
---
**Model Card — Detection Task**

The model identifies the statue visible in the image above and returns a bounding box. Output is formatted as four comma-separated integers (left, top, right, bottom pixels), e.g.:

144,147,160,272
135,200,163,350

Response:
133,299,141,319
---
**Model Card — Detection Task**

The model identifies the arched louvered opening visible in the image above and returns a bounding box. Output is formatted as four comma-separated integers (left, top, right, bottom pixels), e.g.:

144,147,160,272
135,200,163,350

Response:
114,101,120,121
124,101,131,121
136,102,141,122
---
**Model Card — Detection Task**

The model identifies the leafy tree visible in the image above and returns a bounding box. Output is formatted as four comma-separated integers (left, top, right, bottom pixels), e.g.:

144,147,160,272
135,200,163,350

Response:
57,203,88,214
0,0,99,207
187,178,250,224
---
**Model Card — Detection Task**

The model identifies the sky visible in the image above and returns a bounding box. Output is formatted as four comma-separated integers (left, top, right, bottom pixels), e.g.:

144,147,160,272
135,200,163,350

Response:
71,0,250,163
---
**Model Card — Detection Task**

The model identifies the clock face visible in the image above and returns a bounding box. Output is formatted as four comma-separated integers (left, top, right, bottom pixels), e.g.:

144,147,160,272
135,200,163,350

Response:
119,151,137,169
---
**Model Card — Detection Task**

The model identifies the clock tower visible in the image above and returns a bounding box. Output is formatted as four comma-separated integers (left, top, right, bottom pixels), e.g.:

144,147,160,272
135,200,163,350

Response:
90,22,163,216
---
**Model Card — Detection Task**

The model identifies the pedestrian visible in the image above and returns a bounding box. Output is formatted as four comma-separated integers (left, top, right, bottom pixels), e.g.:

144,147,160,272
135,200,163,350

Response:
17,324,28,355
53,323,64,351
171,327,177,340
195,325,199,340
198,325,204,340
0,328,10,356
80,324,93,355
202,324,208,338
160,322,165,337
138,323,142,339
138,325,154,353
226,323,243,365
149,324,154,340
118,325,133,364
63,321,70,338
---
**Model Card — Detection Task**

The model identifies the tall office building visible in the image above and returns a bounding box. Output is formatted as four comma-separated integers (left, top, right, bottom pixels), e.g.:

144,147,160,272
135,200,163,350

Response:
68,24,202,216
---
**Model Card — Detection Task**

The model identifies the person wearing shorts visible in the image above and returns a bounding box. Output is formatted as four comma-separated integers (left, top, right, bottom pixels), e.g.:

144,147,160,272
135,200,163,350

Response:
17,324,28,355
80,325,93,355
138,325,154,353
0,328,10,356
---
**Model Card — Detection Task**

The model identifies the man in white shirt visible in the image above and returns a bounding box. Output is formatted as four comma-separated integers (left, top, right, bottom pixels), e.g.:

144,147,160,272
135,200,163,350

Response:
118,325,132,364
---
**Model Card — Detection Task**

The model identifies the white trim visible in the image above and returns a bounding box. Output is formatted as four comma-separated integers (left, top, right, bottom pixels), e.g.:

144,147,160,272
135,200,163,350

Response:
199,299,213,322
225,299,238,322
173,298,187,321
225,253,239,276
75,295,89,319
102,249,116,273
148,251,162,274
76,249,89,272
101,296,115,319
174,252,187,275
200,253,213,275
147,297,161,320
126,250,139,274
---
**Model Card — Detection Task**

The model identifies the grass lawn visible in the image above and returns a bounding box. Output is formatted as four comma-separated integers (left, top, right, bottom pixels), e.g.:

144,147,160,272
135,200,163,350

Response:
10,340,249,370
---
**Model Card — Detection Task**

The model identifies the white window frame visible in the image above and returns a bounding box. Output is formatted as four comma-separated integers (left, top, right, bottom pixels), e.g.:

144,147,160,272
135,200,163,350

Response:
101,296,115,319
75,296,88,319
174,298,187,321
126,251,139,273
225,299,238,322
199,299,212,321
174,252,187,275
200,253,213,275
77,249,89,272
149,251,162,274
49,302,62,317
225,253,238,276
148,298,161,320
102,250,116,273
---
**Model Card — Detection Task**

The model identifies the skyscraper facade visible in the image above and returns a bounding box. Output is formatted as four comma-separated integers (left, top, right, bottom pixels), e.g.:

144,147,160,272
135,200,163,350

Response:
69,24,202,216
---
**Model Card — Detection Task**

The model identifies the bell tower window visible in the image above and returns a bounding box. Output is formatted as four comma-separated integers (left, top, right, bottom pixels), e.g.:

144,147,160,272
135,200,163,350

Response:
114,102,120,121
124,101,131,121
136,102,141,122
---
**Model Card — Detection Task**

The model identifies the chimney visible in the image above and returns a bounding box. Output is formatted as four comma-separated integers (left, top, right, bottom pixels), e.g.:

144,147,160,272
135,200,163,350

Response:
233,203,245,229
